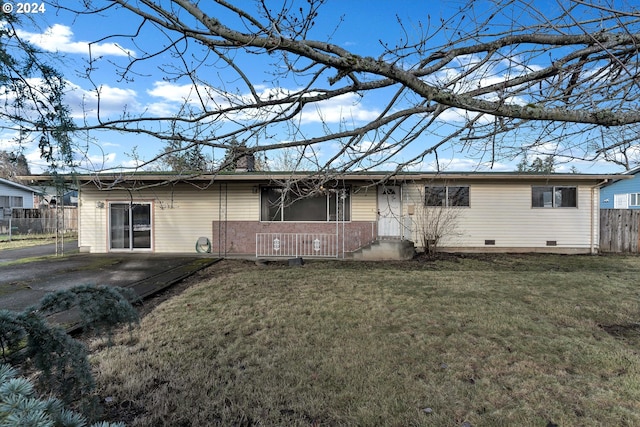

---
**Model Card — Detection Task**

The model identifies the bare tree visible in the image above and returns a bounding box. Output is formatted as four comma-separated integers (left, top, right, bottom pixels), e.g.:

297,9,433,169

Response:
266,147,319,172
416,205,462,257
592,126,640,170
406,184,464,256
23,1,640,181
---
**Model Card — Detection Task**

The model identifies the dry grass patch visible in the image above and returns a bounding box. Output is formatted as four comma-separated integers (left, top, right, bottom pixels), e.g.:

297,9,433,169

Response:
92,255,640,426
0,234,75,250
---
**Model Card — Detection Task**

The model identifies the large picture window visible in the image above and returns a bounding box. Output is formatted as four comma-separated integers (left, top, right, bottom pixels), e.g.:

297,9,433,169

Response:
261,187,350,222
532,186,577,208
424,186,469,207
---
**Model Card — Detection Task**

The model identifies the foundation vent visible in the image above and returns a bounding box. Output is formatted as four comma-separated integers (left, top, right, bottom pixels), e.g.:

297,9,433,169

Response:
484,240,496,246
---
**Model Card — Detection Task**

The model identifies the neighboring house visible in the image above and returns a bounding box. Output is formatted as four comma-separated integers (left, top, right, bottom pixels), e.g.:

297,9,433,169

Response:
0,178,39,219
600,166,640,209
34,185,79,207
25,171,626,257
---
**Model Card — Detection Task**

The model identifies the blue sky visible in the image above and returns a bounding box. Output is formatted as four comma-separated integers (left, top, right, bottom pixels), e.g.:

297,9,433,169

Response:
0,0,628,174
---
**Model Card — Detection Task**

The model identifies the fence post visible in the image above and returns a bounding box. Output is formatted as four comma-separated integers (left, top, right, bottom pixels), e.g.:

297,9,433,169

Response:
8,216,11,242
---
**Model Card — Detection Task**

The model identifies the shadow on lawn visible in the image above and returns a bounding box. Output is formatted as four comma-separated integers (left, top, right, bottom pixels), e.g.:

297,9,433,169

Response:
600,323,640,342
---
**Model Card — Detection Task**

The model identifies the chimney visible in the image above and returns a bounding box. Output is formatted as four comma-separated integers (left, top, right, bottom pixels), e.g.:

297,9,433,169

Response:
235,151,255,172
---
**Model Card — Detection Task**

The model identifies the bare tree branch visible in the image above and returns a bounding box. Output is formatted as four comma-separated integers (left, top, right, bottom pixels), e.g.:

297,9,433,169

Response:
14,0,640,177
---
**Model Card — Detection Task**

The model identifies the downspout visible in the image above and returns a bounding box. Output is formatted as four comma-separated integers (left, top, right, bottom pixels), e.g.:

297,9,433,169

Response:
341,190,345,259
399,182,404,240
335,191,339,259
591,180,609,254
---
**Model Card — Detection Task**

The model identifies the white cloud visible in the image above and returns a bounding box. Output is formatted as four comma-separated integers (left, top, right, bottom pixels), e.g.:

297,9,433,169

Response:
147,81,197,102
520,141,560,157
79,152,118,170
422,157,512,172
146,81,239,117
65,82,141,119
300,93,380,124
0,132,22,151
146,82,199,116
147,82,381,125
99,142,120,148
17,24,135,57
147,81,236,106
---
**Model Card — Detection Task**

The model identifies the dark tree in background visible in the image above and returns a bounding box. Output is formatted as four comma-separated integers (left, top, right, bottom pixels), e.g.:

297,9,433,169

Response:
0,151,30,181
516,155,556,174
157,138,210,173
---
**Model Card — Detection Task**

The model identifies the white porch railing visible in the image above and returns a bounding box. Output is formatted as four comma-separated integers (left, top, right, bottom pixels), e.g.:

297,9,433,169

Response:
256,233,338,258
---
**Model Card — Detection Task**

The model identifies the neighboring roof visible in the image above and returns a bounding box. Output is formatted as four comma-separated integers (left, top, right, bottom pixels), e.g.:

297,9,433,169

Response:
20,171,630,186
623,165,640,175
0,177,42,194
598,166,640,188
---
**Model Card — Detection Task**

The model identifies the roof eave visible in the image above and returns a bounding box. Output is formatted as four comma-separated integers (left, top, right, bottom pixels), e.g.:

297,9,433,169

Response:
19,172,631,184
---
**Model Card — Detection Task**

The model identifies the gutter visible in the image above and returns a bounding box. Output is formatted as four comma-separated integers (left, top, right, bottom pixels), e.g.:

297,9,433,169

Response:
590,179,610,254
19,172,632,184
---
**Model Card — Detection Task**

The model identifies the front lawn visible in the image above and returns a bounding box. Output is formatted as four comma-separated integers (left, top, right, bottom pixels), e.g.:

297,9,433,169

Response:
92,254,640,426
0,233,75,250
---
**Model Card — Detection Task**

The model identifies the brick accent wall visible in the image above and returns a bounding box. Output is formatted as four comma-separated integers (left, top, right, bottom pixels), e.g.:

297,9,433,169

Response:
211,221,377,256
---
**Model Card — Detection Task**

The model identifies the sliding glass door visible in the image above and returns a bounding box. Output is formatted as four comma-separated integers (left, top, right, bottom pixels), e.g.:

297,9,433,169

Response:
109,202,152,250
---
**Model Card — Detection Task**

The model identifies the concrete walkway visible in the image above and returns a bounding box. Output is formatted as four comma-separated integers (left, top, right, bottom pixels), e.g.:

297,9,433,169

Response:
0,243,220,319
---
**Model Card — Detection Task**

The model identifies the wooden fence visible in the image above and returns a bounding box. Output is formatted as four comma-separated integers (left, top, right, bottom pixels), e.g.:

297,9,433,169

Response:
599,209,640,253
0,207,78,236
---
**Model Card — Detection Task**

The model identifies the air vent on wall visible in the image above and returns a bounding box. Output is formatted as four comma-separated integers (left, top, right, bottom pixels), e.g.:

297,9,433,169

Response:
546,240,557,246
484,240,496,245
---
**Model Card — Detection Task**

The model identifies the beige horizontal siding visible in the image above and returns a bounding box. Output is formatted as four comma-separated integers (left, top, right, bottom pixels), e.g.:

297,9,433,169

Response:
351,186,377,221
80,184,216,253
78,188,107,252
217,183,260,221
404,182,596,249
152,185,215,252
79,180,598,254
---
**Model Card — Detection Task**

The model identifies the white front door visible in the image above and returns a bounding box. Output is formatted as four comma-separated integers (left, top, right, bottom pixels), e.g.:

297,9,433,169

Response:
378,185,401,238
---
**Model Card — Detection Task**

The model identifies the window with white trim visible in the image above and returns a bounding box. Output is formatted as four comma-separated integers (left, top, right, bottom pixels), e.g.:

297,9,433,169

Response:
629,193,640,207
424,186,469,207
0,196,23,208
614,193,629,209
532,186,577,208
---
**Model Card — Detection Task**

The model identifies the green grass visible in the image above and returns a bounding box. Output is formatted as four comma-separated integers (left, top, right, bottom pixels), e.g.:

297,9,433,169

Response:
0,233,76,250
92,254,640,426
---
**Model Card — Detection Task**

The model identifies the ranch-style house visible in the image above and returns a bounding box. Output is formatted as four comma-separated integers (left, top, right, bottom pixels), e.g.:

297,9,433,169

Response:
25,171,627,259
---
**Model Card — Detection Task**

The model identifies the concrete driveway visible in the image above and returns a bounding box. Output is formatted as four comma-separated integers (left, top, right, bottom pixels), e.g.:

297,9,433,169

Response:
0,241,219,312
